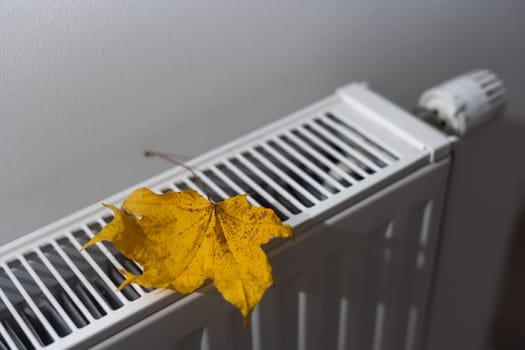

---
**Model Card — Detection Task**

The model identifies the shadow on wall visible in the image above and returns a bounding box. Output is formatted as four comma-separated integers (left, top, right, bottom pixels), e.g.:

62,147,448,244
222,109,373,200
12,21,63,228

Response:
491,169,525,349
426,116,525,350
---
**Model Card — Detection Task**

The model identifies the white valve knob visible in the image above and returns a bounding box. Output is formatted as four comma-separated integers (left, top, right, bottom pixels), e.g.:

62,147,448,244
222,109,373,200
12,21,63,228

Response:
418,69,506,135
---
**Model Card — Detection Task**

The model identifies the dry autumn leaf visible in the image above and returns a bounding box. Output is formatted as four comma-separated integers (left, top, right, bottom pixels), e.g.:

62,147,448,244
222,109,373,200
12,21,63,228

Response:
83,187,294,321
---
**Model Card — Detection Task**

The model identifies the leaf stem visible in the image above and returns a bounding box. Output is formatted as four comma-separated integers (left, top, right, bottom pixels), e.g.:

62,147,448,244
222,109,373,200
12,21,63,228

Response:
144,150,214,203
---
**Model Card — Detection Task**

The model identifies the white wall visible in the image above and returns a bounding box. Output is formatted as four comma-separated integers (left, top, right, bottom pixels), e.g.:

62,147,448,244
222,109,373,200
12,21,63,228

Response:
1,1,524,349
2,0,524,240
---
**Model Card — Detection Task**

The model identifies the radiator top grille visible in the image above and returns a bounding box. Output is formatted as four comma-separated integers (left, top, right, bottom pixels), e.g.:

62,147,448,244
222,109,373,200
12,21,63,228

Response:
164,112,400,222
0,86,431,349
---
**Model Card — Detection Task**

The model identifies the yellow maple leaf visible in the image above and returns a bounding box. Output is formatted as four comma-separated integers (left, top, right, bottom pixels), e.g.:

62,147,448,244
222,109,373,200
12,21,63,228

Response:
83,187,294,321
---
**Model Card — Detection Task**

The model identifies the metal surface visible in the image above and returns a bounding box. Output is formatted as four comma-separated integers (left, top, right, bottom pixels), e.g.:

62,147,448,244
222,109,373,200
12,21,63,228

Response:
0,84,450,349
95,160,450,350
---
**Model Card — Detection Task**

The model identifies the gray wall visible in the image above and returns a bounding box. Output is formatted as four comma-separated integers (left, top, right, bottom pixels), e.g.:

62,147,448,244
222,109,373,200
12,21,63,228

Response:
2,0,524,241
428,118,525,350
1,1,525,349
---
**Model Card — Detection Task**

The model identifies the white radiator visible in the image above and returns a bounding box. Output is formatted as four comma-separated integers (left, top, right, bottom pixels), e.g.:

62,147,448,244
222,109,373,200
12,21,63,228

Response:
0,72,505,350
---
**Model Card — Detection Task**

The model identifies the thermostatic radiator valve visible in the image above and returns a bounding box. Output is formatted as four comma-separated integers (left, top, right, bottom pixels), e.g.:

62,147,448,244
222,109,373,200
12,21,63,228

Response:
417,69,506,135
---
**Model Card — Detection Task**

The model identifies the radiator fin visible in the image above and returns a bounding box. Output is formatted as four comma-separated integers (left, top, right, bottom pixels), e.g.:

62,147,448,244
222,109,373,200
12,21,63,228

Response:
0,93,433,349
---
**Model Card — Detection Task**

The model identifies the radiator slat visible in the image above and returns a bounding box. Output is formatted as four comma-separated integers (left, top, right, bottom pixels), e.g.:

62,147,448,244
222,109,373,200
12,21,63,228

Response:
1,263,59,342
186,176,223,202
63,234,129,307
203,167,250,203
258,143,332,199
32,249,95,324
345,226,382,350
312,117,381,173
278,274,302,350
327,106,404,161
246,148,321,204
221,159,294,219
176,328,205,350
235,154,309,211
88,219,153,294
358,225,390,350
0,320,18,350
280,131,356,186
202,317,231,350
197,171,230,202
18,258,77,333
318,251,348,350
404,307,418,350
268,137,342,194
298,264,323,350
324,112,397,165
252,289,279,350
177,178,207,196
48,241,111,316
301,122,370,180
229,310,252,350
72,228,141,301
336,247,352,350
83,221,145,297
321,114,390,167
377,218,411,350
172,180,192,192
294,127,365,182
0,284,40,349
